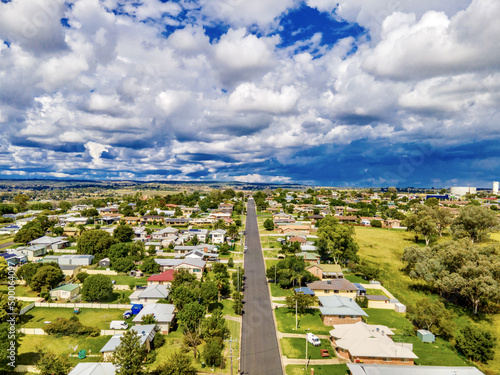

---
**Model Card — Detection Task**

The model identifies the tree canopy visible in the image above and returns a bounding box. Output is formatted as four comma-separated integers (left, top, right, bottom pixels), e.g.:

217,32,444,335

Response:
81,274,114,302
451,205,499,243
77,229,116,257
316,215,359,263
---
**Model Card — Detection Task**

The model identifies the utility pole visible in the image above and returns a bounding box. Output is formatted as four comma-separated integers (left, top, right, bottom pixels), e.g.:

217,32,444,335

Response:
275,265,277,286
226,337,238,375
295,299,298,330
305,335,308,370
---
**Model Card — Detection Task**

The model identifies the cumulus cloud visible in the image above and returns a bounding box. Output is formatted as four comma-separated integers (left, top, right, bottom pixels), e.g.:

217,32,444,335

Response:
0,0,498,186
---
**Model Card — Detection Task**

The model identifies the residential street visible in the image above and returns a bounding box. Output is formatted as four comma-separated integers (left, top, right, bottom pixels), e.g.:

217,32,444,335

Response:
240,199,283,375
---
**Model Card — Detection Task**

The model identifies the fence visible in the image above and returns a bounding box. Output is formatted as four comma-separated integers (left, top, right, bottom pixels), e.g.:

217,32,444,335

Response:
101,329,127,336
34,302,131,309
20,328,46,335
82,269,118,275
113,285,131,291
53,249,77,254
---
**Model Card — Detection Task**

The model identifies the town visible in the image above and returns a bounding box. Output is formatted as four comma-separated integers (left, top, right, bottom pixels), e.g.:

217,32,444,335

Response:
0,181,498,375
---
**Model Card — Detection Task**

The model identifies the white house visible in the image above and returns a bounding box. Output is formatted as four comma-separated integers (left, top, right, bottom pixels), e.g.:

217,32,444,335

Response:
210,229,226,244
132,304,176,334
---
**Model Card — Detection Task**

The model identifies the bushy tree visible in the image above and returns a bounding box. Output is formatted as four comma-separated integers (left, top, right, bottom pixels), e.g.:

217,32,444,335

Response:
14,226,43,244
263,218,275,231
202,308,229,341
141,258,160,274
0,293,22,324
112,257,135,272
0,322,17,371
75,272,89,283
171,286,197,311
77,229,116,257
451,205,499,243
456,325,496,363
407,299,455,339
178,302,205,332
151,351,197,375
44,316,99,337
203,339,224,367
30,265,64,292
35,350,70,375
285,292,316,314
316,215,359,263
141,313,157,325
112,329,147,375
114,224,134,243
233,291,243,315
16,262,43,284
81,274,114,302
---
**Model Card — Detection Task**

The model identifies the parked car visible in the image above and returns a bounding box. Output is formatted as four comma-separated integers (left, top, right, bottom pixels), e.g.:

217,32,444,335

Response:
110,321,128,330
123,310,132,319
306,333,321,346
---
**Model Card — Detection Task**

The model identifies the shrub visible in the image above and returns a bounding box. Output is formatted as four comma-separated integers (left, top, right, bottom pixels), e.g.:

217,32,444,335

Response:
44,317,99,337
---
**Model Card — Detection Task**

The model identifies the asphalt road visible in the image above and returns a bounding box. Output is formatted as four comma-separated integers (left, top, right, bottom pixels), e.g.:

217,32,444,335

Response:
240,199,283,375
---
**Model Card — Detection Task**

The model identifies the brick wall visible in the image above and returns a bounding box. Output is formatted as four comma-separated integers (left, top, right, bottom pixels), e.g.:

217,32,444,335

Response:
322,315,362,325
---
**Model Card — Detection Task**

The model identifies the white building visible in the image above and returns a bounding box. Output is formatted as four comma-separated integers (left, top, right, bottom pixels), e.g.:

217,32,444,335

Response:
493,181,499,195
450,186,476,197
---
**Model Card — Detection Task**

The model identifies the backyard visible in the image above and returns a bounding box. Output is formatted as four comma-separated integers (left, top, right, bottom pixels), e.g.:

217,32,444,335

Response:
274,307,331,335
286,364,348,375
281,338,334,360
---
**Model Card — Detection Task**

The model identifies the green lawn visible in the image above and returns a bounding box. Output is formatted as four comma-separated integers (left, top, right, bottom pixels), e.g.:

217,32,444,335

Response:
364,288,387,296
109,275,148,286
275,307,331,335
18,334,111,365
363,308,414,332
286,364,348,375
0,236,14,244
270,283,294,297
265,259,279,270
343,274,366,284
281,338,334,360
0,285,39,297
208,299,239,317
355,226,500,373
21,307,126,330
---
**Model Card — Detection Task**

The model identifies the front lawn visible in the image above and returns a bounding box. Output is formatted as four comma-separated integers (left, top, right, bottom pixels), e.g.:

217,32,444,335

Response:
109,275,148,286
21,307,126,330
208,299,239,317
0,285,40,298
363,308,413,332
343,274,365,284
18,334,111,365
281,338,334,360
286,364,348,375
270,283,294,297
275,307,331,335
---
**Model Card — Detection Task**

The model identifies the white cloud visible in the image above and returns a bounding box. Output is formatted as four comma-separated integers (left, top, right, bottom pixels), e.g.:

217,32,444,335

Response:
228,83,299,113
85,141,112,164
231,174,292,183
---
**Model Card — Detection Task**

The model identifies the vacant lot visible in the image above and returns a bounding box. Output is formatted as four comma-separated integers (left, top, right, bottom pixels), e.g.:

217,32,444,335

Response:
281,337,334,360
21,307,126,330
286,364,348,375
275,307,331,335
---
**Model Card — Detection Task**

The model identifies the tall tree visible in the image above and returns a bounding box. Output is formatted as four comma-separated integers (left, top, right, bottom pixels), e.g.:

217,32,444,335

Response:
451,205,499,243
456,325,496,363
112,329,147,375
114,224,134,243
151,351,197,375
316,215,359,263
30,265,64,292
403,206,438,245
35,350,70,375
81,274,114,302
77,229,116,256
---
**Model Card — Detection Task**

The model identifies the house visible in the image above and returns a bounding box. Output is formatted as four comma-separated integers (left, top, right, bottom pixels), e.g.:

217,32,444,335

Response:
50,284,80,300
366,295,402,310
99,258,111,268
186,228,208,242
101,324,156,360
306,264,344,280
318,295,368,325
288,236,307,243
0,225,21,235
122,217,141,225
330,322,418,365
0,252,21,266
60,265,81,278
145,242,163,251
29,236,68,250
347,364,484,375
154,258,206,279
210,229,226,244
218,203,234,213
140,215,165,224
16,245,47,260
132,304,176,334
133,226,149,241
58,254,94,266
164,218,190,226
129,284,170,304
68,363,117,375
296,252,321,263
276,224,310,234
63,227,79,237
174,244,217,255
151,227,179,240
4,250,27,265
147,269,176,286
306,279,358,298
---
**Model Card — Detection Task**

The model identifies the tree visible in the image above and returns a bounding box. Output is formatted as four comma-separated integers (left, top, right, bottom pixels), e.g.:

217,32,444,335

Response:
316,215,359,263
407,299,455,339
141,313,157,325
233,291,243,315
171,269,197,290
451,205,499,243
370,219,382,228
35,350,70,375
203,339,224,367
76,272,89,284
0,322,17,371
456,325,496,363
0,293,22,324
14,193,29,208
199,281,218,309
285,292,317,314
227,257,234,268
213,219,226,230
59,201,72,212
218,243,230,255
14,226,43,244
171,286,197,311
112,257,135,273
403,207,438,245
77,229,116,256
190,234,199,246
112,329,147,375
0,258,7,280
114,224,134,243
141,258,160,274
202,308,229,341
263,218,274,231
152,351,197,375
226,224,239,240
16,262,43,284
81,274,114,301
108,242,144,262
178,302,205,332
30,265,64,292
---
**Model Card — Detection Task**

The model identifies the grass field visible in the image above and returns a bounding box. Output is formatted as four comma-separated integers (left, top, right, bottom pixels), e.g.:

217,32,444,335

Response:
17,334,111,365
343,274,366,283
286,364,348,375
275,307,331,335
21,307,126,330
270,283,294,297
281,338,334,360
0,285,39,297
109,275,148,286
355,226,500,374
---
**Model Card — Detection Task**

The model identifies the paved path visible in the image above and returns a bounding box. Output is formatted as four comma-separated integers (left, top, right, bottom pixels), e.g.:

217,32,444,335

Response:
0,241,14,249
240,199,283,375
282,358,341,366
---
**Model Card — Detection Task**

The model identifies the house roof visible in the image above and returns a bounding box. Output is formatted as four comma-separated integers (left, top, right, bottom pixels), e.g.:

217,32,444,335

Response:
347,364,484,375
29,236,68,245
154,258,206,268
68,363,117,375
136,284,170,299
330,322,417,359
51,284,80,292
100,325,156,353
306,279,358,292
366,295,389,301
147,269,176,283
132,303,176,323
294,287,315,295
318,295,368,317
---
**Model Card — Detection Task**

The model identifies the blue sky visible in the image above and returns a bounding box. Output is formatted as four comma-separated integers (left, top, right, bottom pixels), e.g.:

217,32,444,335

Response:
0,0,498,187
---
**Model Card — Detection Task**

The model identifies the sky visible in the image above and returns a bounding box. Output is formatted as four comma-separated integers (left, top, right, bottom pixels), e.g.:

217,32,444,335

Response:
0,0,499,188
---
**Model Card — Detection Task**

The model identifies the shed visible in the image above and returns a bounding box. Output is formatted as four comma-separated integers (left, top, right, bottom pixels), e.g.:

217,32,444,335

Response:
394,302,406,313
417,329,435,343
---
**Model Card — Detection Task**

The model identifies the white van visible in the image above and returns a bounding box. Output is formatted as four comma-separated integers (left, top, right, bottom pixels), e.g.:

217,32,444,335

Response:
306,333,321,346
110,320,128,330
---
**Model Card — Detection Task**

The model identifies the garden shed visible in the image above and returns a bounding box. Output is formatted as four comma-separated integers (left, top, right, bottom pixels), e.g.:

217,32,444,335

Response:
417,329,435,343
